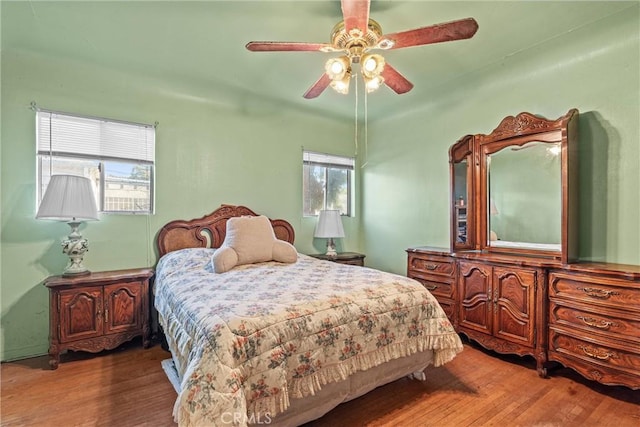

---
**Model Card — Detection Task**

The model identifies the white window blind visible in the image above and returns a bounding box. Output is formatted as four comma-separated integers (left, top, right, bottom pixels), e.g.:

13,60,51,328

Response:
303,151,355,170
37,111,155,163
36,109,156,214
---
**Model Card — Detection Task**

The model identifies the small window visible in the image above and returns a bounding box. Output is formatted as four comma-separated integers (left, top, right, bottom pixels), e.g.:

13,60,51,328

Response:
36,110,155,214
303,150,354,216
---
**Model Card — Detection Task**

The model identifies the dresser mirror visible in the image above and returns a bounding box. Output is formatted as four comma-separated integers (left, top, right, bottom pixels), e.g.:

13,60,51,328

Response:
450,109,579,263
487,141,562,251
450,135,476,251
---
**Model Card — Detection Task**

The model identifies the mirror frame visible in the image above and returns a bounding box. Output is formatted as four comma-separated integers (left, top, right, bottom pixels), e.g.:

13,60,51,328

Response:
450,134,478,251
450,109,579,264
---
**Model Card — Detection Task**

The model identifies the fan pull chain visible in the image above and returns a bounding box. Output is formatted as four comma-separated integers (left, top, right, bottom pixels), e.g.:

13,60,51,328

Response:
354,72,358,156
362,82,368,168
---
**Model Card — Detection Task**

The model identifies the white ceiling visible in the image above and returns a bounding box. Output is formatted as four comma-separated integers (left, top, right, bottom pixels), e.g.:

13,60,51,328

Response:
2,1,634,121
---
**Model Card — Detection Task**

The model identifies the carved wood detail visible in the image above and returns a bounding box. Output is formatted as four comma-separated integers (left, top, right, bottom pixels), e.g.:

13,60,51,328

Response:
59,289,103,342
458,260,539,356
459,328,525,355
156,204,296,258
64,331,142,354
448,134,474,163
479,109,578,143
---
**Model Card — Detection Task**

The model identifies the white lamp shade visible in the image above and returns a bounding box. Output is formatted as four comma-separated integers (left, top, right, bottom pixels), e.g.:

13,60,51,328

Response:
36,175,99,221
314,210,345,238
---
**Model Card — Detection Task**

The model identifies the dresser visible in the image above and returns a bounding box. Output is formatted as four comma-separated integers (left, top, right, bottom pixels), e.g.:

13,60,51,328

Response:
44,268,154,369
408,247,640,388
547,264,640,388
409,110,639,389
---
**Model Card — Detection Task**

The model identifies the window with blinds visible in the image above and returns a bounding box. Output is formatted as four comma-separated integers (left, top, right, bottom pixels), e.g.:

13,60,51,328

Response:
36,110,156,214
303,150,354,216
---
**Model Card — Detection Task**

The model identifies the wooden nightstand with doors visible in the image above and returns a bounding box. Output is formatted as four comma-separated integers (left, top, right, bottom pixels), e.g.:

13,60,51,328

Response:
44,267,154,369
309,252,366,266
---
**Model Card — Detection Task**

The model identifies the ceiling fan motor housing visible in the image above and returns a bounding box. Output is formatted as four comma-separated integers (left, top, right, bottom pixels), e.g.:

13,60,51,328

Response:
330,19,384,63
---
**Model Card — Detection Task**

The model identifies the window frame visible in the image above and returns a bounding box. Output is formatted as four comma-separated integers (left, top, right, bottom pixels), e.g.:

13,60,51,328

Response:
303,150,355,217
36,109,156,215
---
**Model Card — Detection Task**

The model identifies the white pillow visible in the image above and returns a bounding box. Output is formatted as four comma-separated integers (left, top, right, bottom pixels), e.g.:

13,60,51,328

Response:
212,215,297,273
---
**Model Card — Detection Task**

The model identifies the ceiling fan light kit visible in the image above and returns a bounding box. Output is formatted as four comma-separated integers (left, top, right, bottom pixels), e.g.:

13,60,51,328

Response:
362,54,384,75
330,70,352,95
246,0,478,99
361,53,385,93
325,56,351,80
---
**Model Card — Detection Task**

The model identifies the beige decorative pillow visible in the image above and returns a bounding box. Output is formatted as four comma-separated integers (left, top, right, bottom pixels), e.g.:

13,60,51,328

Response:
212,215,297,273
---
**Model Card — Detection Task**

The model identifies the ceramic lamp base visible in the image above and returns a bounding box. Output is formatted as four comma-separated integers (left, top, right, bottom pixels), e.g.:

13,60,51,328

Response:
62,221,90,276
325,238,338,257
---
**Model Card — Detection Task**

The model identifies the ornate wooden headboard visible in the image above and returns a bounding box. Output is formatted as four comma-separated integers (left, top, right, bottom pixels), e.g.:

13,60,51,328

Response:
156,204,296,258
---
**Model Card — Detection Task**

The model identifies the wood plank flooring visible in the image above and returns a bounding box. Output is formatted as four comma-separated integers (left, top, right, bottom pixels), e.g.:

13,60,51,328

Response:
1,338,638,426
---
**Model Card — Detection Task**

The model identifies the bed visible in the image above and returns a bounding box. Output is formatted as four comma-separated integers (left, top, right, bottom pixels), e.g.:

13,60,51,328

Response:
154,205,463,426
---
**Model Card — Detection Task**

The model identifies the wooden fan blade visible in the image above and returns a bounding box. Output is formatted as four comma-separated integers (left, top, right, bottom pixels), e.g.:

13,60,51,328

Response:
303,73,332,99
246,41,332,52
381,63,414,94
383,18,478,50
341,0,370,35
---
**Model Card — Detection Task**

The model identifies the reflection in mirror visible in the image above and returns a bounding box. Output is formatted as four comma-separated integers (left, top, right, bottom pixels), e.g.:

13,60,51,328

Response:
488,141,561,251
454,160,468,244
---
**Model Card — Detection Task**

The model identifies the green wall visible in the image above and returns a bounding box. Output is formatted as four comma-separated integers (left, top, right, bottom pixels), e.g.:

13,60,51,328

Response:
0,50,360,361
362,6,640,274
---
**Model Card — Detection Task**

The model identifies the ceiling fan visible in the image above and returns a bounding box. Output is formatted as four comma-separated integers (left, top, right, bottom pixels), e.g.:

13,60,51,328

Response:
246,0,478,99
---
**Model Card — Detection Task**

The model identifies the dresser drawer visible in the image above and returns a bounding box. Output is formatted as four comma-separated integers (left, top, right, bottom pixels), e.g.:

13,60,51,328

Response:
549,301,640,344
408,254,454,278
436,298,455,322
410,276,454,299
548,329,640,386
549,272,640,312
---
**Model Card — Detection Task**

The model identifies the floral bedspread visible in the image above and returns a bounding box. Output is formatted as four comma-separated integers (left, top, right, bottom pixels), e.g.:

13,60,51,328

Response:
155,249,463,426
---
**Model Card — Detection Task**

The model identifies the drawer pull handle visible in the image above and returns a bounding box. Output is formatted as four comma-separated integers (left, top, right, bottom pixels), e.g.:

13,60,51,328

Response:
578,345,615,361
577,287,619,299
424,263,438,270
424,283,438,291
576,316,615,330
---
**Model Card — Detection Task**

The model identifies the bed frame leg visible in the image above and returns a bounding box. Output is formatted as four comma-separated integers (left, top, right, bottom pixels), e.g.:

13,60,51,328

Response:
410,371,427,381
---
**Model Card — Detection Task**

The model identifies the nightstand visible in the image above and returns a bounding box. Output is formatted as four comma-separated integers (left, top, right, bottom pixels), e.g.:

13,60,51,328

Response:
309,252,366,266
44,267,154,369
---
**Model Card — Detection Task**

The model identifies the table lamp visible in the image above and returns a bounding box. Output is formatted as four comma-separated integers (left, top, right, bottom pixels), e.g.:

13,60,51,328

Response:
36,175,99,276
314,210,345,257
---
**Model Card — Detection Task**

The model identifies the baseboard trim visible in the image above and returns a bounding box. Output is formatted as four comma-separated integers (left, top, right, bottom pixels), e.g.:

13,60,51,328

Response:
1,344,48,362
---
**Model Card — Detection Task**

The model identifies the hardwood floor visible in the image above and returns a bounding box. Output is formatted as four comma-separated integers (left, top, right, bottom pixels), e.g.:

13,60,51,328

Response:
1,339,638,426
